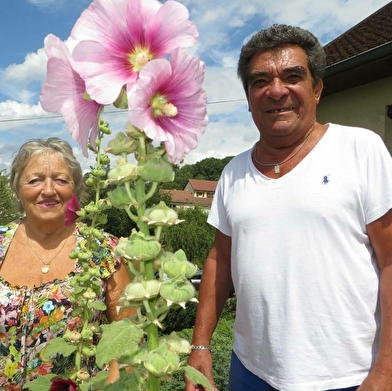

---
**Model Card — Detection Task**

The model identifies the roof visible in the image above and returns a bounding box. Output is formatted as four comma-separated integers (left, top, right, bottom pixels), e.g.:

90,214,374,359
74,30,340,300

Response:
160,189,213,207
324,2,392,65
187,179,217,192
322,2,392,96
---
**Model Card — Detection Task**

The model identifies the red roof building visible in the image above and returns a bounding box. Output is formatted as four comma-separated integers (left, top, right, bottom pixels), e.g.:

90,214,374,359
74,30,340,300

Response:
161,179,218,209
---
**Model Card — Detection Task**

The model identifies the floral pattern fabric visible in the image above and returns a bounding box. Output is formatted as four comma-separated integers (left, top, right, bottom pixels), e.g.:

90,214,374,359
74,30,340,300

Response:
0,220,120,390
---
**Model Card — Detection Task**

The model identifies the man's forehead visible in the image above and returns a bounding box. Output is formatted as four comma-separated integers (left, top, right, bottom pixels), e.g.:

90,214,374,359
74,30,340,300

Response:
250,45,309,72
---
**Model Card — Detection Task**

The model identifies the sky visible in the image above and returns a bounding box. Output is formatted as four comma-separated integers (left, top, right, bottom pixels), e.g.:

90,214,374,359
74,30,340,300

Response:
0,0,390,174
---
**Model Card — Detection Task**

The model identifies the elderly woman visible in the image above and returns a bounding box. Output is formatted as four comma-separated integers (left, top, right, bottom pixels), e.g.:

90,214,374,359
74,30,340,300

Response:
0,137,131,389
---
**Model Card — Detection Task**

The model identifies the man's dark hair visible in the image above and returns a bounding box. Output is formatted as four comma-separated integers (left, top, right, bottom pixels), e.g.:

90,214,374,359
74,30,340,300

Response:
237,24,326,97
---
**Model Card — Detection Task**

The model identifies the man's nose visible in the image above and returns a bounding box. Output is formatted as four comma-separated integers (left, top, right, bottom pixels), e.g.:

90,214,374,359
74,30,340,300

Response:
267,78,289,99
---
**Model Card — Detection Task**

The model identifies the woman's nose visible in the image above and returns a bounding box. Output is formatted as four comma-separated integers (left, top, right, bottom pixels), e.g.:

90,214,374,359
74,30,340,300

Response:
41,178,56,194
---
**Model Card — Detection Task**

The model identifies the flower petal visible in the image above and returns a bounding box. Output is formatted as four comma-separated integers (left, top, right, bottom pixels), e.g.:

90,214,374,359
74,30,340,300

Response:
65,195,81,226
40,34,102,156
70,0,198,105
128,48,207,164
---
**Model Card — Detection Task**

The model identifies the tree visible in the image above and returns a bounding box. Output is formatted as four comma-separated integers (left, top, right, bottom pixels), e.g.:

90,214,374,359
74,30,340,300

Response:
0,170,21,225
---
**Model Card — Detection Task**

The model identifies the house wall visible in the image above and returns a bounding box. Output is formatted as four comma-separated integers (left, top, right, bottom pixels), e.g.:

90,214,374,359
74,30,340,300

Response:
317,76,392,152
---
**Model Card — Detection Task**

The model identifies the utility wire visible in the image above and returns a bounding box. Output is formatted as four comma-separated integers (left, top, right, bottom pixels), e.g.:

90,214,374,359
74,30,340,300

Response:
0,98,247,125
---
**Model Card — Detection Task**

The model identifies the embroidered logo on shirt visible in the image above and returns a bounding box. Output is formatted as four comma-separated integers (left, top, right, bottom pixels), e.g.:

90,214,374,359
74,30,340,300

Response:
322,175,330,185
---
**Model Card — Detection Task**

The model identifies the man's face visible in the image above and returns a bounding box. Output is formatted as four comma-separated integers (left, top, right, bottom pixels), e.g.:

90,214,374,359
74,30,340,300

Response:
247,45,323,142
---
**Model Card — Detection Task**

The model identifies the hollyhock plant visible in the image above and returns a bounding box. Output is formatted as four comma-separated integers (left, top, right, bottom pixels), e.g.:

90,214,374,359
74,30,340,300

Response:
31,0,212,390
40,34,102,157
71,0,198,105
128,48,208,164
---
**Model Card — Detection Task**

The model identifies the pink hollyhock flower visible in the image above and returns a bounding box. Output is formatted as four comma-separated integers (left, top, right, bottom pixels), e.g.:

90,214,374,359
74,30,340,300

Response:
70,0,198,105
65,195,81,226
40,34,102,157
50,378,77,391
128,48,207,164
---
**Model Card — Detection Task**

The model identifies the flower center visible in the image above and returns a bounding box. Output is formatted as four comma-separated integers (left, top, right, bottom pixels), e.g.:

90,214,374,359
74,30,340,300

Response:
129,48,153,73
151,94,178,118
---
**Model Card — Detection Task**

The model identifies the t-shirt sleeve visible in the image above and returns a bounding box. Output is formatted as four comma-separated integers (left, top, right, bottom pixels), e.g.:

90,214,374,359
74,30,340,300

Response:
207,169,232,237
364,133,392,224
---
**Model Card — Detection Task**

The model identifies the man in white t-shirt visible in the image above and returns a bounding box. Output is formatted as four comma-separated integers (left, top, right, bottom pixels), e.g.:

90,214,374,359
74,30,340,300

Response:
185,24,392,391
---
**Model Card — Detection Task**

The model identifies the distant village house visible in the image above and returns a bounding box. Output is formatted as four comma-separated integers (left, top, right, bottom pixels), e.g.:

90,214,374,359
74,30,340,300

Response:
161,179,217,209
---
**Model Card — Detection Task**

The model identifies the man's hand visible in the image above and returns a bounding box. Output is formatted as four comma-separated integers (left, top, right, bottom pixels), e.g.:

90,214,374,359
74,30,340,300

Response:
357,370,392,391
185,350,219,391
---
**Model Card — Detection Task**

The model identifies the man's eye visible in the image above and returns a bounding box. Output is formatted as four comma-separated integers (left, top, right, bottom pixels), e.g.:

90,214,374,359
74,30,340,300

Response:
287,74,302,82
252,79,268,88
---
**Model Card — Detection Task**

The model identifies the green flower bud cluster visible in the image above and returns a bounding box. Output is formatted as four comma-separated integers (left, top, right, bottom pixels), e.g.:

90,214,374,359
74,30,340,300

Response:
142,201,183,226
40,121,113,388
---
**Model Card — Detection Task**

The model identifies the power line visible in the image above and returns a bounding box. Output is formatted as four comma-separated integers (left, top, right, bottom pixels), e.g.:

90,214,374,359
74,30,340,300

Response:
0,98,247,125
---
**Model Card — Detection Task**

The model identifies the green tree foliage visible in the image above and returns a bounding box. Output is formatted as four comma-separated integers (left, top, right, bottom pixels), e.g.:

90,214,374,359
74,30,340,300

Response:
162,206,215,267
162,156,233,190
0,171,21,225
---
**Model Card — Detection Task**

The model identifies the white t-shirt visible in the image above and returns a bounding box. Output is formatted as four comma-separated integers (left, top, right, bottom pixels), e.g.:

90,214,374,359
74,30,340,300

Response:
208,124,392,390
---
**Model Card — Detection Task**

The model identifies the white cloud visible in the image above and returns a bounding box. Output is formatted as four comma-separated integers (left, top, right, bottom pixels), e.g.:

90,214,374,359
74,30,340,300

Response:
0,48,47,104
0,100,45,120
0,0,390,175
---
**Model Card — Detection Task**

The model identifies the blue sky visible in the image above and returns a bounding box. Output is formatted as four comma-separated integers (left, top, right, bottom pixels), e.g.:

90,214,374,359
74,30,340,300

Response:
0,0,390,173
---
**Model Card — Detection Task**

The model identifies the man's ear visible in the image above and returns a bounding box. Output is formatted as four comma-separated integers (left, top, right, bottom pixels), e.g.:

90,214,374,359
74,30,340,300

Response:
315,80,323,104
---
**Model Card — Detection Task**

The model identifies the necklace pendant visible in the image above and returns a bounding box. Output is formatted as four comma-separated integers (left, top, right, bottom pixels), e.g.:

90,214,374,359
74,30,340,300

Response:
274,164,280,174
41,265,50,274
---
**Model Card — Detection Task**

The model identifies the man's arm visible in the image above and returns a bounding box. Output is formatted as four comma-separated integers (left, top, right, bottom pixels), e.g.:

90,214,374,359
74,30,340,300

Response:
360,208,392,390
185,229,233,391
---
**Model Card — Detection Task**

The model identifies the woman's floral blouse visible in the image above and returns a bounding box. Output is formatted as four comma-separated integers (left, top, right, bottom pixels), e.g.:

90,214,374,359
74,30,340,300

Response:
0,219,120,390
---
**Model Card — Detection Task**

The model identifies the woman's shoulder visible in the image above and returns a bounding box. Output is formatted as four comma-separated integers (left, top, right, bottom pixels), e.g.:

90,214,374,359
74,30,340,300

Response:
0,218,24,236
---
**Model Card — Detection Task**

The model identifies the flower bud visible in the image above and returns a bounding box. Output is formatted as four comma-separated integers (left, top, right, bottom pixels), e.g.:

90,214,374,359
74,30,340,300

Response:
160,332,192,354
139,156,175,183
125,122,145,138
163,257,198,279
64,330,82,343
142,202,182,226
144,343,180,376
160,279,196,308
107,186,133,209
81,329,94,341
123,279,160,302
106,160,139,185
113,86,128,110
82,345,96,357
106,132,138,155
115,230,161,262
76,369,90,381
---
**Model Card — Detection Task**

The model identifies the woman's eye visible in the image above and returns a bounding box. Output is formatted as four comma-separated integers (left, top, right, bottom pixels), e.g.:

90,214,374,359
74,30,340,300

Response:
27,178,41,185
56,179,69,185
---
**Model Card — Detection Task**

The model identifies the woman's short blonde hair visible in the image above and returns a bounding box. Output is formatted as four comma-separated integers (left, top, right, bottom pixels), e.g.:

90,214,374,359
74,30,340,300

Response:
10,137,84,211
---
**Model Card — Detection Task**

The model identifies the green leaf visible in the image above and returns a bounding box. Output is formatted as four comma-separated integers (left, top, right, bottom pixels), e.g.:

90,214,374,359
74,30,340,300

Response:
96,319,144,367
102,371,144,390
183,365,214,391
80,371,108,391
24,374,57,391
43,337,77,360
88,299,107,311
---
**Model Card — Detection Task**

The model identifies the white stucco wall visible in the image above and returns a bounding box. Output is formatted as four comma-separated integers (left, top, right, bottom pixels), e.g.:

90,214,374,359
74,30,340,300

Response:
317,76,392,151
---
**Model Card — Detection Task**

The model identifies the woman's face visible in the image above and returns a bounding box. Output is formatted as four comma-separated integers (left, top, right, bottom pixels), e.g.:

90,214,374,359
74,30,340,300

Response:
18,152,75,225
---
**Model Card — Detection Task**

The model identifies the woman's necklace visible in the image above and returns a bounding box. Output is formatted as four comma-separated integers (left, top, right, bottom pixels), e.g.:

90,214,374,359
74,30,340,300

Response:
253,127,315,174
27,234,69,274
